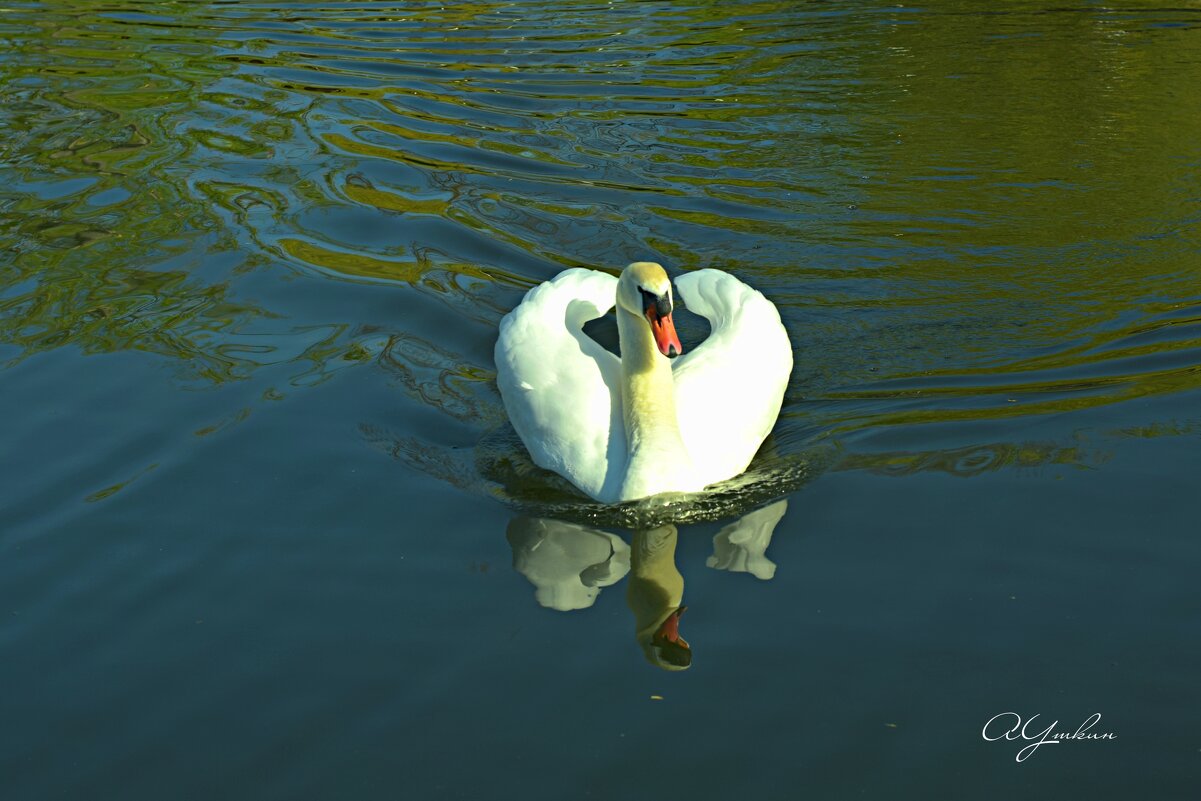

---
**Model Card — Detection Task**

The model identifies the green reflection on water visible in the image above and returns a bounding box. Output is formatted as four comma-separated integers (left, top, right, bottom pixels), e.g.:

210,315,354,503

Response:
2,1,1201,491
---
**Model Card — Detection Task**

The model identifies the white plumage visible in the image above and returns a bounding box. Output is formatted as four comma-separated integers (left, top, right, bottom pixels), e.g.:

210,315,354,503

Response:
494,264,792,504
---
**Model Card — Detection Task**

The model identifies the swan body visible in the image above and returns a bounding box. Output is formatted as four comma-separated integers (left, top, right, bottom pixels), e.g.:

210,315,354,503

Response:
494,262,792,504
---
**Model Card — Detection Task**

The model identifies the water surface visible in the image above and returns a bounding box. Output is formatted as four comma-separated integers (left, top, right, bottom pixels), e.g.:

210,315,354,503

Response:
2,2,1199,798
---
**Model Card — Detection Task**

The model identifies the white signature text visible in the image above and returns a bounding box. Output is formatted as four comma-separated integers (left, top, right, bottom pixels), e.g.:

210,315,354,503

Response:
982,712,1116,762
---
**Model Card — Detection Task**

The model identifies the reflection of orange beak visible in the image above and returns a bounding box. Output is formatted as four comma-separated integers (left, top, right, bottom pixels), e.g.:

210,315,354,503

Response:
653,605,688,647
646,309,682,359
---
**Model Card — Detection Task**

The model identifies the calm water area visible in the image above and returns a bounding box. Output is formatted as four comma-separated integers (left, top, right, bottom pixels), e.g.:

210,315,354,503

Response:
2,2,1200,798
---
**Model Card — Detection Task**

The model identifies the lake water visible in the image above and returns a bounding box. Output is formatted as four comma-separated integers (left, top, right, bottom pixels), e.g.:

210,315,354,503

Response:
2,2,1199,798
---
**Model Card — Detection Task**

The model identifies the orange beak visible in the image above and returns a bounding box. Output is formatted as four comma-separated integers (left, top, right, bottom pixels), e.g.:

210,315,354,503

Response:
653,605,688,647
646,308,682,359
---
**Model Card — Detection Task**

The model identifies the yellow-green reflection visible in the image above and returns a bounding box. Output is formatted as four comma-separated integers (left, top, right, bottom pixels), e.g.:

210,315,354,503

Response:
2,1,1199,474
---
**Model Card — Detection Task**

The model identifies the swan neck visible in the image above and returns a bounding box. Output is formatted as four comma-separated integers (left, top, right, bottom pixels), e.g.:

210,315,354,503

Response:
626,526,689,669
627,526,684,627
617,307,683,453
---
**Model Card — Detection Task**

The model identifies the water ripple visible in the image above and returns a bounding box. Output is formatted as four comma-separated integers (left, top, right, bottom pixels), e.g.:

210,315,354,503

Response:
2,0,1201,501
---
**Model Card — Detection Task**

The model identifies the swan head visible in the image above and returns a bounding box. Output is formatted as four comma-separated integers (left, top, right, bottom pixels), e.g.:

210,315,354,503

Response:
649,605,691,669
616,261,683,358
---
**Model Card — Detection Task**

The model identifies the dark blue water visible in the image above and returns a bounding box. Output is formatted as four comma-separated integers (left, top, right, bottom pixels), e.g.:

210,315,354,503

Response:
2,2,1200,798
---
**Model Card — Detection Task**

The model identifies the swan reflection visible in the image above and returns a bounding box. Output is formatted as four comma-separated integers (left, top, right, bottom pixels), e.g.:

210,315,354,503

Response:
506,518,630,611
506,500,788,670
706,500,786,581
627,524,690,670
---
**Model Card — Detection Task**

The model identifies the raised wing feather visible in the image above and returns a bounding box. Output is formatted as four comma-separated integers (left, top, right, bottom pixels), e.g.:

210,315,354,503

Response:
671,269,793,488
494,269,625,502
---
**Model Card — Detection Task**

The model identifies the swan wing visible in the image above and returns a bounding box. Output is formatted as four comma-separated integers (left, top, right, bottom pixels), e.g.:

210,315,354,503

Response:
671,269,793,488
495,269,625,502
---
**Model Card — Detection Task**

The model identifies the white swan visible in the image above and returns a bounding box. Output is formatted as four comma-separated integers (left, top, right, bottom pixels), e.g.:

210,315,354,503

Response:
494,262,792,504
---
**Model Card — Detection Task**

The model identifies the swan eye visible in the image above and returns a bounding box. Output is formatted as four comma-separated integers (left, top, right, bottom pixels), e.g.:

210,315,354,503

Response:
639,287,672,319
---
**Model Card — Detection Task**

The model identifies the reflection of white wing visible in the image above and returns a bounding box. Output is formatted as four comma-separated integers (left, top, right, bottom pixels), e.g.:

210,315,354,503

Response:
672,270,793,489
706,499,787,580
506,517,631,611
495,269,625,501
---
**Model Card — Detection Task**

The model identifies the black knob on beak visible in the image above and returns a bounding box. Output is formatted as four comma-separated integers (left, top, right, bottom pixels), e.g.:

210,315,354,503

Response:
640,288,672,319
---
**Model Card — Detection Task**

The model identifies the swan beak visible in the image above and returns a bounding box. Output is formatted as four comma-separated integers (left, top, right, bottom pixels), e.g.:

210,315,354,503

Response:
645,298,683,359
653,605,689,647
652,606,691,667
